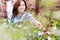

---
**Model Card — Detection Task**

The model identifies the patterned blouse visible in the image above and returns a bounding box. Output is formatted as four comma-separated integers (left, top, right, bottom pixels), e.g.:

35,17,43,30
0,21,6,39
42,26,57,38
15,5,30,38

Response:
10,12,35,24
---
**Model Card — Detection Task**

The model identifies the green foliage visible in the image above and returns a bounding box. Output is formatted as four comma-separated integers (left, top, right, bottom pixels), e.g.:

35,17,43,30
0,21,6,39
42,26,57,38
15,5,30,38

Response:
51,19,60,29
40,0,55,8
0,0,60,39
0,18,60,40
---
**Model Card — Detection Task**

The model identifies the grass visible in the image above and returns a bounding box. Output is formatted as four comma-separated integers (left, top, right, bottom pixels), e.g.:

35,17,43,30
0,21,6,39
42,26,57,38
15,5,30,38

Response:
0,16,60,40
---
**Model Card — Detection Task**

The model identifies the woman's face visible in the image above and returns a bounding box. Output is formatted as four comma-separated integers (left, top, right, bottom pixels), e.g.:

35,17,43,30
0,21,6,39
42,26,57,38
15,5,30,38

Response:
18,1,26,13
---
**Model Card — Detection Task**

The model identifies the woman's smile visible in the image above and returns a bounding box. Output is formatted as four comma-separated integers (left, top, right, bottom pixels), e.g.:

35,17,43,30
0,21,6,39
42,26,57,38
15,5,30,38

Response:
18,1,25,13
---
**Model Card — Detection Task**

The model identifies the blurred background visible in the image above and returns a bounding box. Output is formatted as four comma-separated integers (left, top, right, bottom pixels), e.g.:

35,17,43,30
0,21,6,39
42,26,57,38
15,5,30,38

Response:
0,0,60,40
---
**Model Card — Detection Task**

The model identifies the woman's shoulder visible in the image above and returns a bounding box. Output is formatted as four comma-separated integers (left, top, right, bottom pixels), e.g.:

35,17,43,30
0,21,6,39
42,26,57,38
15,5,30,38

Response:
24,11,32,16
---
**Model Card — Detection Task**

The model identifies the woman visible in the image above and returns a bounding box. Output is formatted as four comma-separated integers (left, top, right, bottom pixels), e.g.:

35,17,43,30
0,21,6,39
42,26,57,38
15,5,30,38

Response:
10,0,45,30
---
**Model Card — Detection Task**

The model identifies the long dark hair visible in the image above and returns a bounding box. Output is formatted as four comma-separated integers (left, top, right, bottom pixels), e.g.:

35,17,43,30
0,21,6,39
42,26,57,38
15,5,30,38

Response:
12,0,27,18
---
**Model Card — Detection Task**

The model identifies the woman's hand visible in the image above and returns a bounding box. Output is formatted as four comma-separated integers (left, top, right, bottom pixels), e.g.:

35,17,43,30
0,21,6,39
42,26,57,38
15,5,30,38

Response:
34,21,46,31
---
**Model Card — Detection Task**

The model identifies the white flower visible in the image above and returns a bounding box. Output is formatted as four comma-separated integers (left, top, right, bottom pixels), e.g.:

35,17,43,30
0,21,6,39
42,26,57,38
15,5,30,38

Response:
18,25,23,28
38,32,44,37
47,36,51,40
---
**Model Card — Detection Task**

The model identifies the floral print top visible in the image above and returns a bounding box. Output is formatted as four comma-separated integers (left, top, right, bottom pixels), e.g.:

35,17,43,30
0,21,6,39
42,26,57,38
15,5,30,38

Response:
10,12,35,24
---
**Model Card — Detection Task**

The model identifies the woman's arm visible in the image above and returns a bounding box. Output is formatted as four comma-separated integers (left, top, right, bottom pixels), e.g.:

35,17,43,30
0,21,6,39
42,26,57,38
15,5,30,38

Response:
26,13,46,31
33,20,46,31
